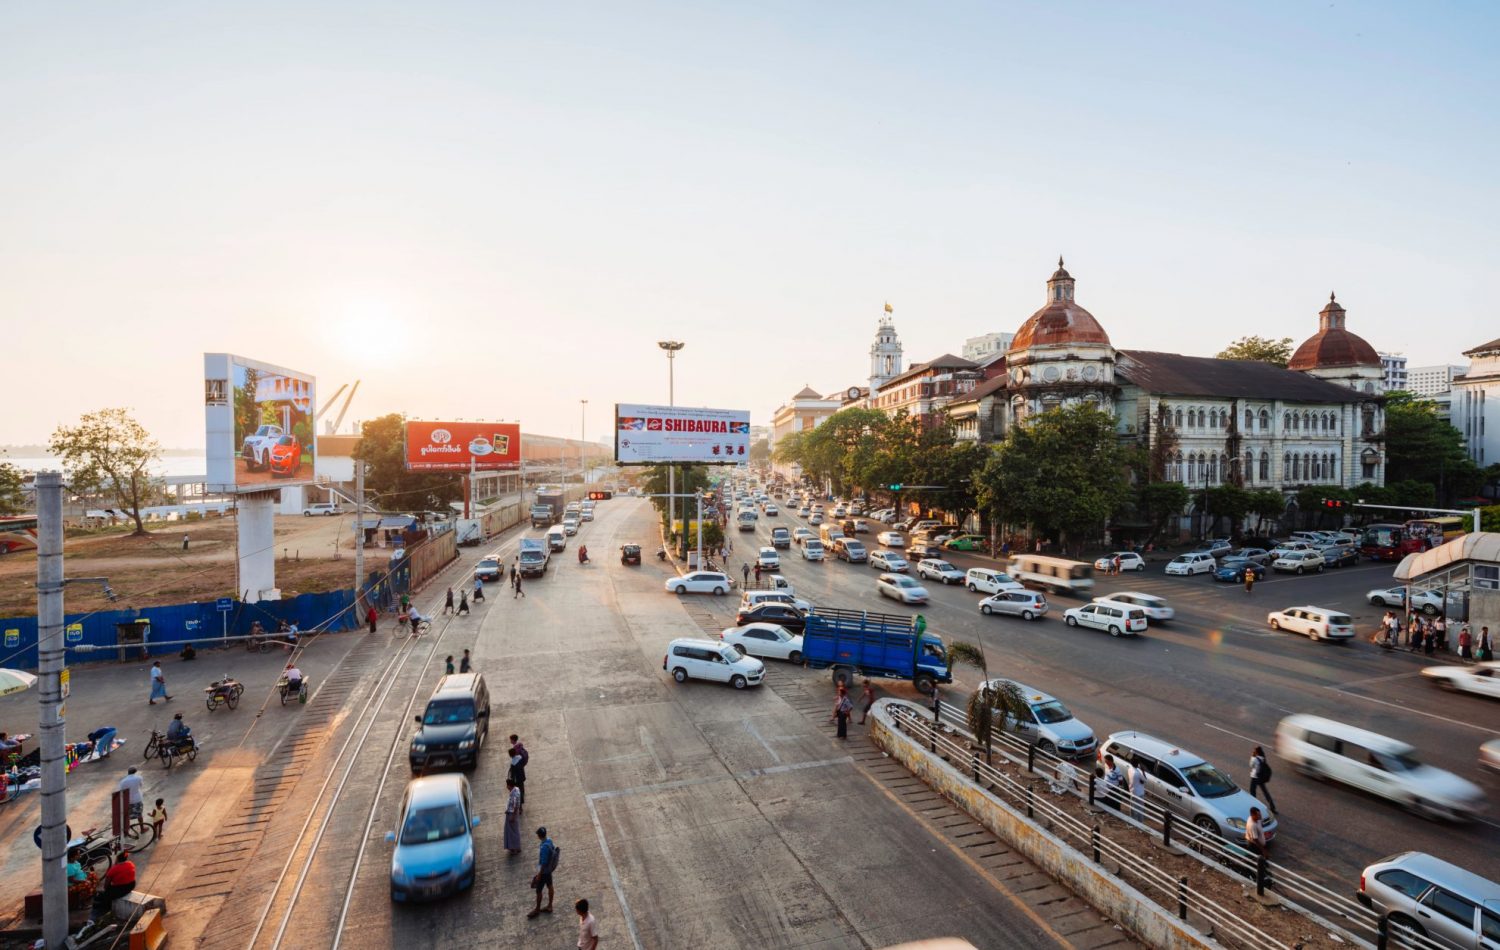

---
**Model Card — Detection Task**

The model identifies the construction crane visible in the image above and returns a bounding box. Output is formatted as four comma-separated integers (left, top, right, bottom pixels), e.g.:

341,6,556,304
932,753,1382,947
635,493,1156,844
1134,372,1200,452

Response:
315,381,361,434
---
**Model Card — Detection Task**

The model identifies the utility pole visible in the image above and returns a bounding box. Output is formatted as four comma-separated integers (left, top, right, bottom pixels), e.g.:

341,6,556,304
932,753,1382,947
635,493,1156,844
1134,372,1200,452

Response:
580,399,588,488
658,341,684,554
354,462,366,617
35,472,68,950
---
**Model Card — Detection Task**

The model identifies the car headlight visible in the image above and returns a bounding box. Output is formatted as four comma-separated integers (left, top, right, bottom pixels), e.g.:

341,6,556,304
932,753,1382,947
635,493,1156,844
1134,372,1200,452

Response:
1225,817,1246,830
411,743,426,752
461,848,474,868
458,739,475,749
392,861,407,883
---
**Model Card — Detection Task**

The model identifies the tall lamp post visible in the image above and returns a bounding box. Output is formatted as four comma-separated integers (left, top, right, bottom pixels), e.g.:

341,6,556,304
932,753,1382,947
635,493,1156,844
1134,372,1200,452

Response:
580,399,588,488
658,341,684,554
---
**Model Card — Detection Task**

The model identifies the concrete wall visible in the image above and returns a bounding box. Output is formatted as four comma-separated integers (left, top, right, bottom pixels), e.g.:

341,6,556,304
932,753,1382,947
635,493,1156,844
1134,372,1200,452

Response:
870,700,1213,950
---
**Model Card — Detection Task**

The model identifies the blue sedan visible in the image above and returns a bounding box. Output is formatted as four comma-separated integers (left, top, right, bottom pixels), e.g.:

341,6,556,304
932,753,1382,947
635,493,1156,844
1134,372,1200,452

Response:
386,774,480,901
1214,561,1267,583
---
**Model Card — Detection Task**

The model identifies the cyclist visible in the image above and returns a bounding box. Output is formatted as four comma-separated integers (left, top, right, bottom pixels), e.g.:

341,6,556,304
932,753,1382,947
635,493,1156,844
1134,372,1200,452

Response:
165,713,195,753
282,663,303,697
407,607,428,636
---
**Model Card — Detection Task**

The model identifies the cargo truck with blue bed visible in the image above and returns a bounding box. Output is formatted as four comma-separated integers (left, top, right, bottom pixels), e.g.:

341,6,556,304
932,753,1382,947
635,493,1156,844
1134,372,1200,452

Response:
801,607,951,694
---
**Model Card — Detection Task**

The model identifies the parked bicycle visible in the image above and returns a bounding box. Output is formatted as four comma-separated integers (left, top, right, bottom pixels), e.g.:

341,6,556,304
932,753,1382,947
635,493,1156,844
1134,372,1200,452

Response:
204,676,244,712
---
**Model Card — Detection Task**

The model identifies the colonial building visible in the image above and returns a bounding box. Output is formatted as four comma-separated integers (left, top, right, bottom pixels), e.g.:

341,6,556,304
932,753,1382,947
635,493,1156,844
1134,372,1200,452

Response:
868,309,905,396
868,353,982,427
768,385,842,480
1454,337,1500,467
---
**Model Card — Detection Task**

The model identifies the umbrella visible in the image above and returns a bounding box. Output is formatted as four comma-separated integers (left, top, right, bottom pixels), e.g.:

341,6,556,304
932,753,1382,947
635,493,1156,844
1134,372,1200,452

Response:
0,669,38,697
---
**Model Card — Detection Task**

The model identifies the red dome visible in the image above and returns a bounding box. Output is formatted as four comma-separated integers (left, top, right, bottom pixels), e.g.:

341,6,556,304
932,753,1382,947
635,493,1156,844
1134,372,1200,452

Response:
1287,294,1380,370
1011,300,1112,349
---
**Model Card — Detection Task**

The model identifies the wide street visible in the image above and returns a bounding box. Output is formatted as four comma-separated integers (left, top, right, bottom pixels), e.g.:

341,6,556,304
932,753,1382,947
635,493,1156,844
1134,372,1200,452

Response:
163,494,1137,950
731,504,1500,893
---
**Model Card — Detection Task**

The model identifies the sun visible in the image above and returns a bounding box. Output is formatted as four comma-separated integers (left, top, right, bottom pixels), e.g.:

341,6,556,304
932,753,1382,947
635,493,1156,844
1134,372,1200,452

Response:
326,299,411,365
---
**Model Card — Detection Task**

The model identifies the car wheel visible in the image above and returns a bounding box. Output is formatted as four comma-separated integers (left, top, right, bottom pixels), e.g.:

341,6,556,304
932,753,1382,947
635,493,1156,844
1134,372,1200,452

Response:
913,672,936,695
303,511,312,517
672,668,688,683
1316,565,1324,573
1387,914,1426,941
1192,815,1218,835
1295,566,1305,575
1371,596,1387,606
1022,610,1035,621
1109,626,1122,637
967,583,977,592
788,650,802,665
1269,618,1280,630
1065,616,1078,627
731,675,748,690
831,667,854,689
1309,629,1319,641
1038,740,1056,755
980,604,993,615
1135,563,1145,571
713,586,725,596
1422,603,1438,616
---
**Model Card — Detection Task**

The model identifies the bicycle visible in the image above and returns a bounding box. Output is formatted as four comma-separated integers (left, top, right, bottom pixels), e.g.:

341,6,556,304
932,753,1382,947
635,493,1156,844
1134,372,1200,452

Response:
409,619,432,638
143,730,163,761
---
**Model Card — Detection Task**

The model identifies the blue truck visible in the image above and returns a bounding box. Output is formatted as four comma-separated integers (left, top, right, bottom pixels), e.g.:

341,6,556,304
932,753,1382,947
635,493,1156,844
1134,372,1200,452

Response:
801,607,951,695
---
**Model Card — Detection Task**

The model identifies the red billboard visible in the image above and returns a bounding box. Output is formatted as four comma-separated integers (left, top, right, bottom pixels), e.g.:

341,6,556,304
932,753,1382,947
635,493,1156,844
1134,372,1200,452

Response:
404,421,521,471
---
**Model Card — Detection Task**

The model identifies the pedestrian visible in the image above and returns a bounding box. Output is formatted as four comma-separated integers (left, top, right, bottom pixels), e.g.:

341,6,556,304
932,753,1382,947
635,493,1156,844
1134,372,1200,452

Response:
514,572,525,599
1408,621,1422,653
504,777,523,853
118,767,144,821
460,649,472,674
1244,806,1269,865
1244,569,1255,595
1128,761,1147,820
511,559,519,585
1424,622,1436,656
445,655,455,675
1478,626,1493,661
473,576,485,602
1102,754,1125,809
90,849,136,924
1112,555,1121,576
1434,615,1448,652
753,562,762,583
444,587,455,615
400,592,410,613
458,590,470,615
576,899,599,950
1458,624,1473,661
830,685,853,739
527,826,559,918
148,797,167,841
858,680,876,725
509,735,529,804
366,605,378,634
86,725,117,760
742,563,750,585
1248,745,1277,815
148,661,171,705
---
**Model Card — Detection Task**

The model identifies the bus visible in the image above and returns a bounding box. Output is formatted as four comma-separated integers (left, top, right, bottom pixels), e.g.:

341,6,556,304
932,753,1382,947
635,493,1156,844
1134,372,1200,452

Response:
1007,553,1095,596
1359,523,1425,562
0,515,38,555
1404,517,1466,549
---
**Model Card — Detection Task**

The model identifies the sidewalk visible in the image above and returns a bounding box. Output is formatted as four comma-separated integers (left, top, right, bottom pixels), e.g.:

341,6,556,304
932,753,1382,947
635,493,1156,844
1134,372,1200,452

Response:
0,624,363,923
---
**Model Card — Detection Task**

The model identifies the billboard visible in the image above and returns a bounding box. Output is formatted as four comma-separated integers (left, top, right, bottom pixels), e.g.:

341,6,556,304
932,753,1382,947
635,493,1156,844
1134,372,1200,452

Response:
404,421,522,471
204,353,316,492
614,404,750,465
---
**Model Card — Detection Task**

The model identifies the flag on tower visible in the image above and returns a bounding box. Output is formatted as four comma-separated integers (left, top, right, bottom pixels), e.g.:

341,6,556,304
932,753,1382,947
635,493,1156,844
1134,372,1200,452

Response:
883,302,893,313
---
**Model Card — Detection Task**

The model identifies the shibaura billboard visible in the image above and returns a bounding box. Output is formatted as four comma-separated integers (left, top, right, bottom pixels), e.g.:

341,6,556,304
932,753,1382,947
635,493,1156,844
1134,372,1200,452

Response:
614,404,750,465
404,421,521,471
204,353,316,492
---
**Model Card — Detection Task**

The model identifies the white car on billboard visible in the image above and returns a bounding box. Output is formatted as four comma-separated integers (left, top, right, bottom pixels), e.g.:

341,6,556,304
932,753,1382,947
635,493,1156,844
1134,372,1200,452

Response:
240,424,285,471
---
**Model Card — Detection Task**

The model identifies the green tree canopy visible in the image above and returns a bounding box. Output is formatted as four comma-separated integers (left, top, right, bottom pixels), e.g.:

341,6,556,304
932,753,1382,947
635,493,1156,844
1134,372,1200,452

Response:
1383,391,1482,503
1135,481,1189,538
49,407,162,535
1216,336,1294,366
353,413,463,512
0,461,24,516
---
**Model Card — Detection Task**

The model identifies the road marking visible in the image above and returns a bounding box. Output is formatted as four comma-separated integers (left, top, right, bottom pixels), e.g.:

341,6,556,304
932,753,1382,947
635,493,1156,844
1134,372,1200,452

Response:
585,795,646,950
743,719,800,765
638,724,665,778
1324,687,1496,733
739,755,853,779
1201,722,1265,745
1335,669,1423,689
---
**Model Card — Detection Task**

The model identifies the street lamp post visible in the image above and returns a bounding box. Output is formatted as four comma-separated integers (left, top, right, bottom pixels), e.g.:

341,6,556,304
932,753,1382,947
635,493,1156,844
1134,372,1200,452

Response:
580,399,588,488
658,341,684,554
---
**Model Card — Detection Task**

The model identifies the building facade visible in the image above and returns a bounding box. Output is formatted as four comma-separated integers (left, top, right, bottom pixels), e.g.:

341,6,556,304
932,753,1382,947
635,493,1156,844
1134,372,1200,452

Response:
1454,338,1500,467
868,354,982,427
1406,363,1469,397
962,331,1014,362
768,386,842,480
868,309,905,396
1380,353,1408,392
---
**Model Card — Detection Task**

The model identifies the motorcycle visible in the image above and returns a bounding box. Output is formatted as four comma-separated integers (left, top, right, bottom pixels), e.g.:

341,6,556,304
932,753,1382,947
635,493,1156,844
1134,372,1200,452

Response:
656,548,667,561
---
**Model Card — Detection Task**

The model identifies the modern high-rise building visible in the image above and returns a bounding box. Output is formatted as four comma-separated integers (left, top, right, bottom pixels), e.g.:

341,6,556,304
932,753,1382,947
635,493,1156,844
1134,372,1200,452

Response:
1405,364,1469,397
1379,353,1407,392
962,331,1013,362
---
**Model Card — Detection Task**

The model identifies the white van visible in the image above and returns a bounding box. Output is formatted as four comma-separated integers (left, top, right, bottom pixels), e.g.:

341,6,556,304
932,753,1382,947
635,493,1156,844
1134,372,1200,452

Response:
1007,554,1095,596
1275,715,1487,821
662,638,764,689
545,525,567,551
965,568,1024,595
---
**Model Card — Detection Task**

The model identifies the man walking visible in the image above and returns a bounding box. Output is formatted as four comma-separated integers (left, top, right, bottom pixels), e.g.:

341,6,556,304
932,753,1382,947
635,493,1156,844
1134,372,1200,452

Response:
473,576,485,602
118,767,144,821
526,827,558,918
457,589,470,615
513,571,525,599
460,649,472,674
509,735,528,805
830,685,853,739
576,899,599,950
741,562,750,586
1248,745,1277,815
1244,806,1268,863
443,587,455,615
858,680,876,725
1244,568,1255,595
366,604,379,633
148,661,171,705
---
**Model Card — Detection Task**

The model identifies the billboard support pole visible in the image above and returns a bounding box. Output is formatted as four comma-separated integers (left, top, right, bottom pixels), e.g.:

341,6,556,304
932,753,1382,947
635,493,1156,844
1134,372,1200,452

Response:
35,472,68,950
355,462,366,617
696,491,703,571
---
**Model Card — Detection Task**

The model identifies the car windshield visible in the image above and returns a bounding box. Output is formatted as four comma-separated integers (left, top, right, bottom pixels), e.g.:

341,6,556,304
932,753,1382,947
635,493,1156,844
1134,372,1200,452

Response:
276,436,295,446
719,648,741,663
1032,700,1073,724
422,700,475,725
400,803,468,845
932,561,955,571
895,577,916,588
478,560,498,571
1181,762,1238,798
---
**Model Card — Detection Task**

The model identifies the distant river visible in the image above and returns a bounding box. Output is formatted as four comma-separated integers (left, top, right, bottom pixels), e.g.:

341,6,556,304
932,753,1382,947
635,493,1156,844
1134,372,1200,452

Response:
6,455,208,478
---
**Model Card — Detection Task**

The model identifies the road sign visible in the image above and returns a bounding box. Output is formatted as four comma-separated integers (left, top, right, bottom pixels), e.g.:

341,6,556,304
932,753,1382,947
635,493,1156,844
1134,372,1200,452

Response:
215,598,234,612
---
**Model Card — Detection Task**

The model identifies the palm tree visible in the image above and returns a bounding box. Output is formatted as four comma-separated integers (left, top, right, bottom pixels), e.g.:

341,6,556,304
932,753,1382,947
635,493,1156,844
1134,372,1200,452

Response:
944,640,1026,764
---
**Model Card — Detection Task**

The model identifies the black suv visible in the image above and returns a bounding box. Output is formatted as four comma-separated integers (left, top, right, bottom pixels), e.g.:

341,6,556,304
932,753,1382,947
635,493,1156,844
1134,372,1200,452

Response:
410,674,490,773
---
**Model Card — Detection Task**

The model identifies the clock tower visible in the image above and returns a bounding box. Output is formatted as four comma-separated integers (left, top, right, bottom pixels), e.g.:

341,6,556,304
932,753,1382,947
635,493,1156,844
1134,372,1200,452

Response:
868,305,905,396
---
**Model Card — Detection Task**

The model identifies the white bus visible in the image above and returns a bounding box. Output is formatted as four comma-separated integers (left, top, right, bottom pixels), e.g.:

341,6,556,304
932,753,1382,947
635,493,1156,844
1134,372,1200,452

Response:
1008,554,1095,596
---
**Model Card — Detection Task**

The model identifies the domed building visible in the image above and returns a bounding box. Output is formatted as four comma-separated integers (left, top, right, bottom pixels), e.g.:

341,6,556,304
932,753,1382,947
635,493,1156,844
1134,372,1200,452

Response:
1287,293,1385,393
1005,259,1116,424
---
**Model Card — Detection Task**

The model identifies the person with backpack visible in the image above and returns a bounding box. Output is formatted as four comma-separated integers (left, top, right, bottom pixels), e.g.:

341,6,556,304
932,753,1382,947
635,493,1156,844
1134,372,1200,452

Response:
830,685,853,739
527,826,559,918
1248,745,1277,815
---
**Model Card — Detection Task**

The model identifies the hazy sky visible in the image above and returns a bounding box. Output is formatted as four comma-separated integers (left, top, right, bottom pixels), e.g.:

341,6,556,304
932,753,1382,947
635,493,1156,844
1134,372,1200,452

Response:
4,2,1496,449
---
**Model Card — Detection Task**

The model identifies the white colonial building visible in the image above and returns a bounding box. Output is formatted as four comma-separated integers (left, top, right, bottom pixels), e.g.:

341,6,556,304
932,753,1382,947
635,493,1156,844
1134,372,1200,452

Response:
1454,337,1500,468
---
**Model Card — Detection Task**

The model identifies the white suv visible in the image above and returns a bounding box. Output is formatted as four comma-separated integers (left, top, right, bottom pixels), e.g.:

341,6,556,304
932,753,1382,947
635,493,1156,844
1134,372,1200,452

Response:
1266,606,1354,641
303,503,342,517
916,559,964,585
1164,553,1215,576
1063,603,1148,637
662,638,764,689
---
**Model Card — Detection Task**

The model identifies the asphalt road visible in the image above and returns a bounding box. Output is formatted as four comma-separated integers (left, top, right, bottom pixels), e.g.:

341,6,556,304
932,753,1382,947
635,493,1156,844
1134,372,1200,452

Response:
726,506,1500,892
261,497,1128,950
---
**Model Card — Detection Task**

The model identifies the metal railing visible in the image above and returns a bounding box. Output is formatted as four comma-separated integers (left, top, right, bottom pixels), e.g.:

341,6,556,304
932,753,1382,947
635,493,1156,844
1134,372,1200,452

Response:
886,702,1452,950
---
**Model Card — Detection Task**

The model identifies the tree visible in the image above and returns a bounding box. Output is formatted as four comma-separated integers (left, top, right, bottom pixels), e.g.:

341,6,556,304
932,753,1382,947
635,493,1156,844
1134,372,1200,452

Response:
749,438,770,464
640,464,712,553
1247,488,1286,534
975,404,1135,549
49,408,162,535
1216,336,1293,366
1135,482,1189,538
1203,484,1252,538
353,413,463,513
946,641,1026,765
0,461,24,516
1383,392,1481,504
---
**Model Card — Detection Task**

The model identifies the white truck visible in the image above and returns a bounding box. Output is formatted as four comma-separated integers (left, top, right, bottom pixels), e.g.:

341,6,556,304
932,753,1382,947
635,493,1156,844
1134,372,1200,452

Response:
518,538,550,577
455,519,484,547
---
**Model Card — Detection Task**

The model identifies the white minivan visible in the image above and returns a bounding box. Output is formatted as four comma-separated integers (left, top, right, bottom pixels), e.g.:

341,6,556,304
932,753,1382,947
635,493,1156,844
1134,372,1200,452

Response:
1276,715,1487,821
662,638,765,690
545,525,567,551
966,568,1025,595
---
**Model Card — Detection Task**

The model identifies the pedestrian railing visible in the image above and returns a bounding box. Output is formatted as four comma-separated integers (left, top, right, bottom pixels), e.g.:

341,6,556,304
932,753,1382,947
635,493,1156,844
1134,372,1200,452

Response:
886,702,1451,950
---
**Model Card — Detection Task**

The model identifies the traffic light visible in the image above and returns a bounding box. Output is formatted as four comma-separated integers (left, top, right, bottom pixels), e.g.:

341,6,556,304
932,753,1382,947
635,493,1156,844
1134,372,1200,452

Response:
1321,498,1345,509
889,484,903,491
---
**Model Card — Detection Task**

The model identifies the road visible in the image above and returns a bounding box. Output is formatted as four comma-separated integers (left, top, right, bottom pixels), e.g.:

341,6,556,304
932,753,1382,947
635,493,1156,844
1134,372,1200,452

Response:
728,505,1500,893
226,496,1133,950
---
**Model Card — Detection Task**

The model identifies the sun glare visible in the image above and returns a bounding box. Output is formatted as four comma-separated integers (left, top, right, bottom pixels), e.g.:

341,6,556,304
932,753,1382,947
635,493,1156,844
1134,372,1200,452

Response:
327,299,410,364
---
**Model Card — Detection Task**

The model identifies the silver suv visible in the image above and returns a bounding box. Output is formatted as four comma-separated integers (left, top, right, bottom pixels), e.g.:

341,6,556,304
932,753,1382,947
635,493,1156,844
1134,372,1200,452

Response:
1098,731,1278,844
1356,851,1499,949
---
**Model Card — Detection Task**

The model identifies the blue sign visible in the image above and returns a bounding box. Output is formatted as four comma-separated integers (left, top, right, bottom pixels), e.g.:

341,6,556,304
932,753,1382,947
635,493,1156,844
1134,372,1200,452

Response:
215,598,234,612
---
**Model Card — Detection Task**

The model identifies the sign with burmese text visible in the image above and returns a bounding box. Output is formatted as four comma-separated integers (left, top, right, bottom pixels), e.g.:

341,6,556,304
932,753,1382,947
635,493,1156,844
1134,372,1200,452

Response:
404,421,522,471
614,404,750,465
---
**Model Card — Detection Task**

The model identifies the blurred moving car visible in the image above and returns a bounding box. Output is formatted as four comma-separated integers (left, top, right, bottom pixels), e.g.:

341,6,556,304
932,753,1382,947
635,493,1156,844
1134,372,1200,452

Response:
1266,606,1354,641
978,590,1048,620
386,773,480,901
1420,661,1500,699
877,574,930,605
877,530,905,548
869,550,908,572
1093,552,1145,572
1093,592,1173,623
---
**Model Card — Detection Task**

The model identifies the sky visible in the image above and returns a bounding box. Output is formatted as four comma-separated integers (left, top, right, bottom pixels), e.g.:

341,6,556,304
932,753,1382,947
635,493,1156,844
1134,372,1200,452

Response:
3,1,1497,449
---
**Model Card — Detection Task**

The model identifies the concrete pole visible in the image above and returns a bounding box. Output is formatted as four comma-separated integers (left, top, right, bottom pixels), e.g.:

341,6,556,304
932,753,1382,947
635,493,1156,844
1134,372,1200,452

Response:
580,399,588,487
35,472,68,950
668,352,676,550
354,462,366,616
696,491,703,572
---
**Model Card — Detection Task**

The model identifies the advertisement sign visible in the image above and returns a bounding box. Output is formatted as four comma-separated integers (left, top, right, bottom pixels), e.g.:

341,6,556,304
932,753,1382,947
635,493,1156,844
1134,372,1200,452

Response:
204,353,316,492
614,404,750,465
404,421,521,472
65,623,83,643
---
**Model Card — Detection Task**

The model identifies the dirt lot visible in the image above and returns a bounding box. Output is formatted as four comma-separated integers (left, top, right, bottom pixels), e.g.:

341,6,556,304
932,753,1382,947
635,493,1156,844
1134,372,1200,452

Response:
0,514,362,618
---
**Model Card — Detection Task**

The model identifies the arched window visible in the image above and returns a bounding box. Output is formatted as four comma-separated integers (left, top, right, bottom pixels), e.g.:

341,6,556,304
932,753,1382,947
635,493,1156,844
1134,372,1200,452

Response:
1222,412,1230,430
1260,409,1270,431
1284,412,1292,432
1311,455,1320,480
1329,414,1338,435
1244,409,1253,430
1259,451,1270,481
1303,411,1312,430
1209,454,1218,483
1208,409,1217,429
1196,409,1205,428
1244,451,1254,483
1174,409,1183,429
1197,454,1207,482
1172,451,1182,481
1283,452,1292,480
1330,453,1339,481
1293,455,1302,480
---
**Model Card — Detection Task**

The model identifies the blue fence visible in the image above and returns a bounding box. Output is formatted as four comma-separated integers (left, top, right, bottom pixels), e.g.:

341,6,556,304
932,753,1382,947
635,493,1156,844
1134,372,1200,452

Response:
0,589,360,671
